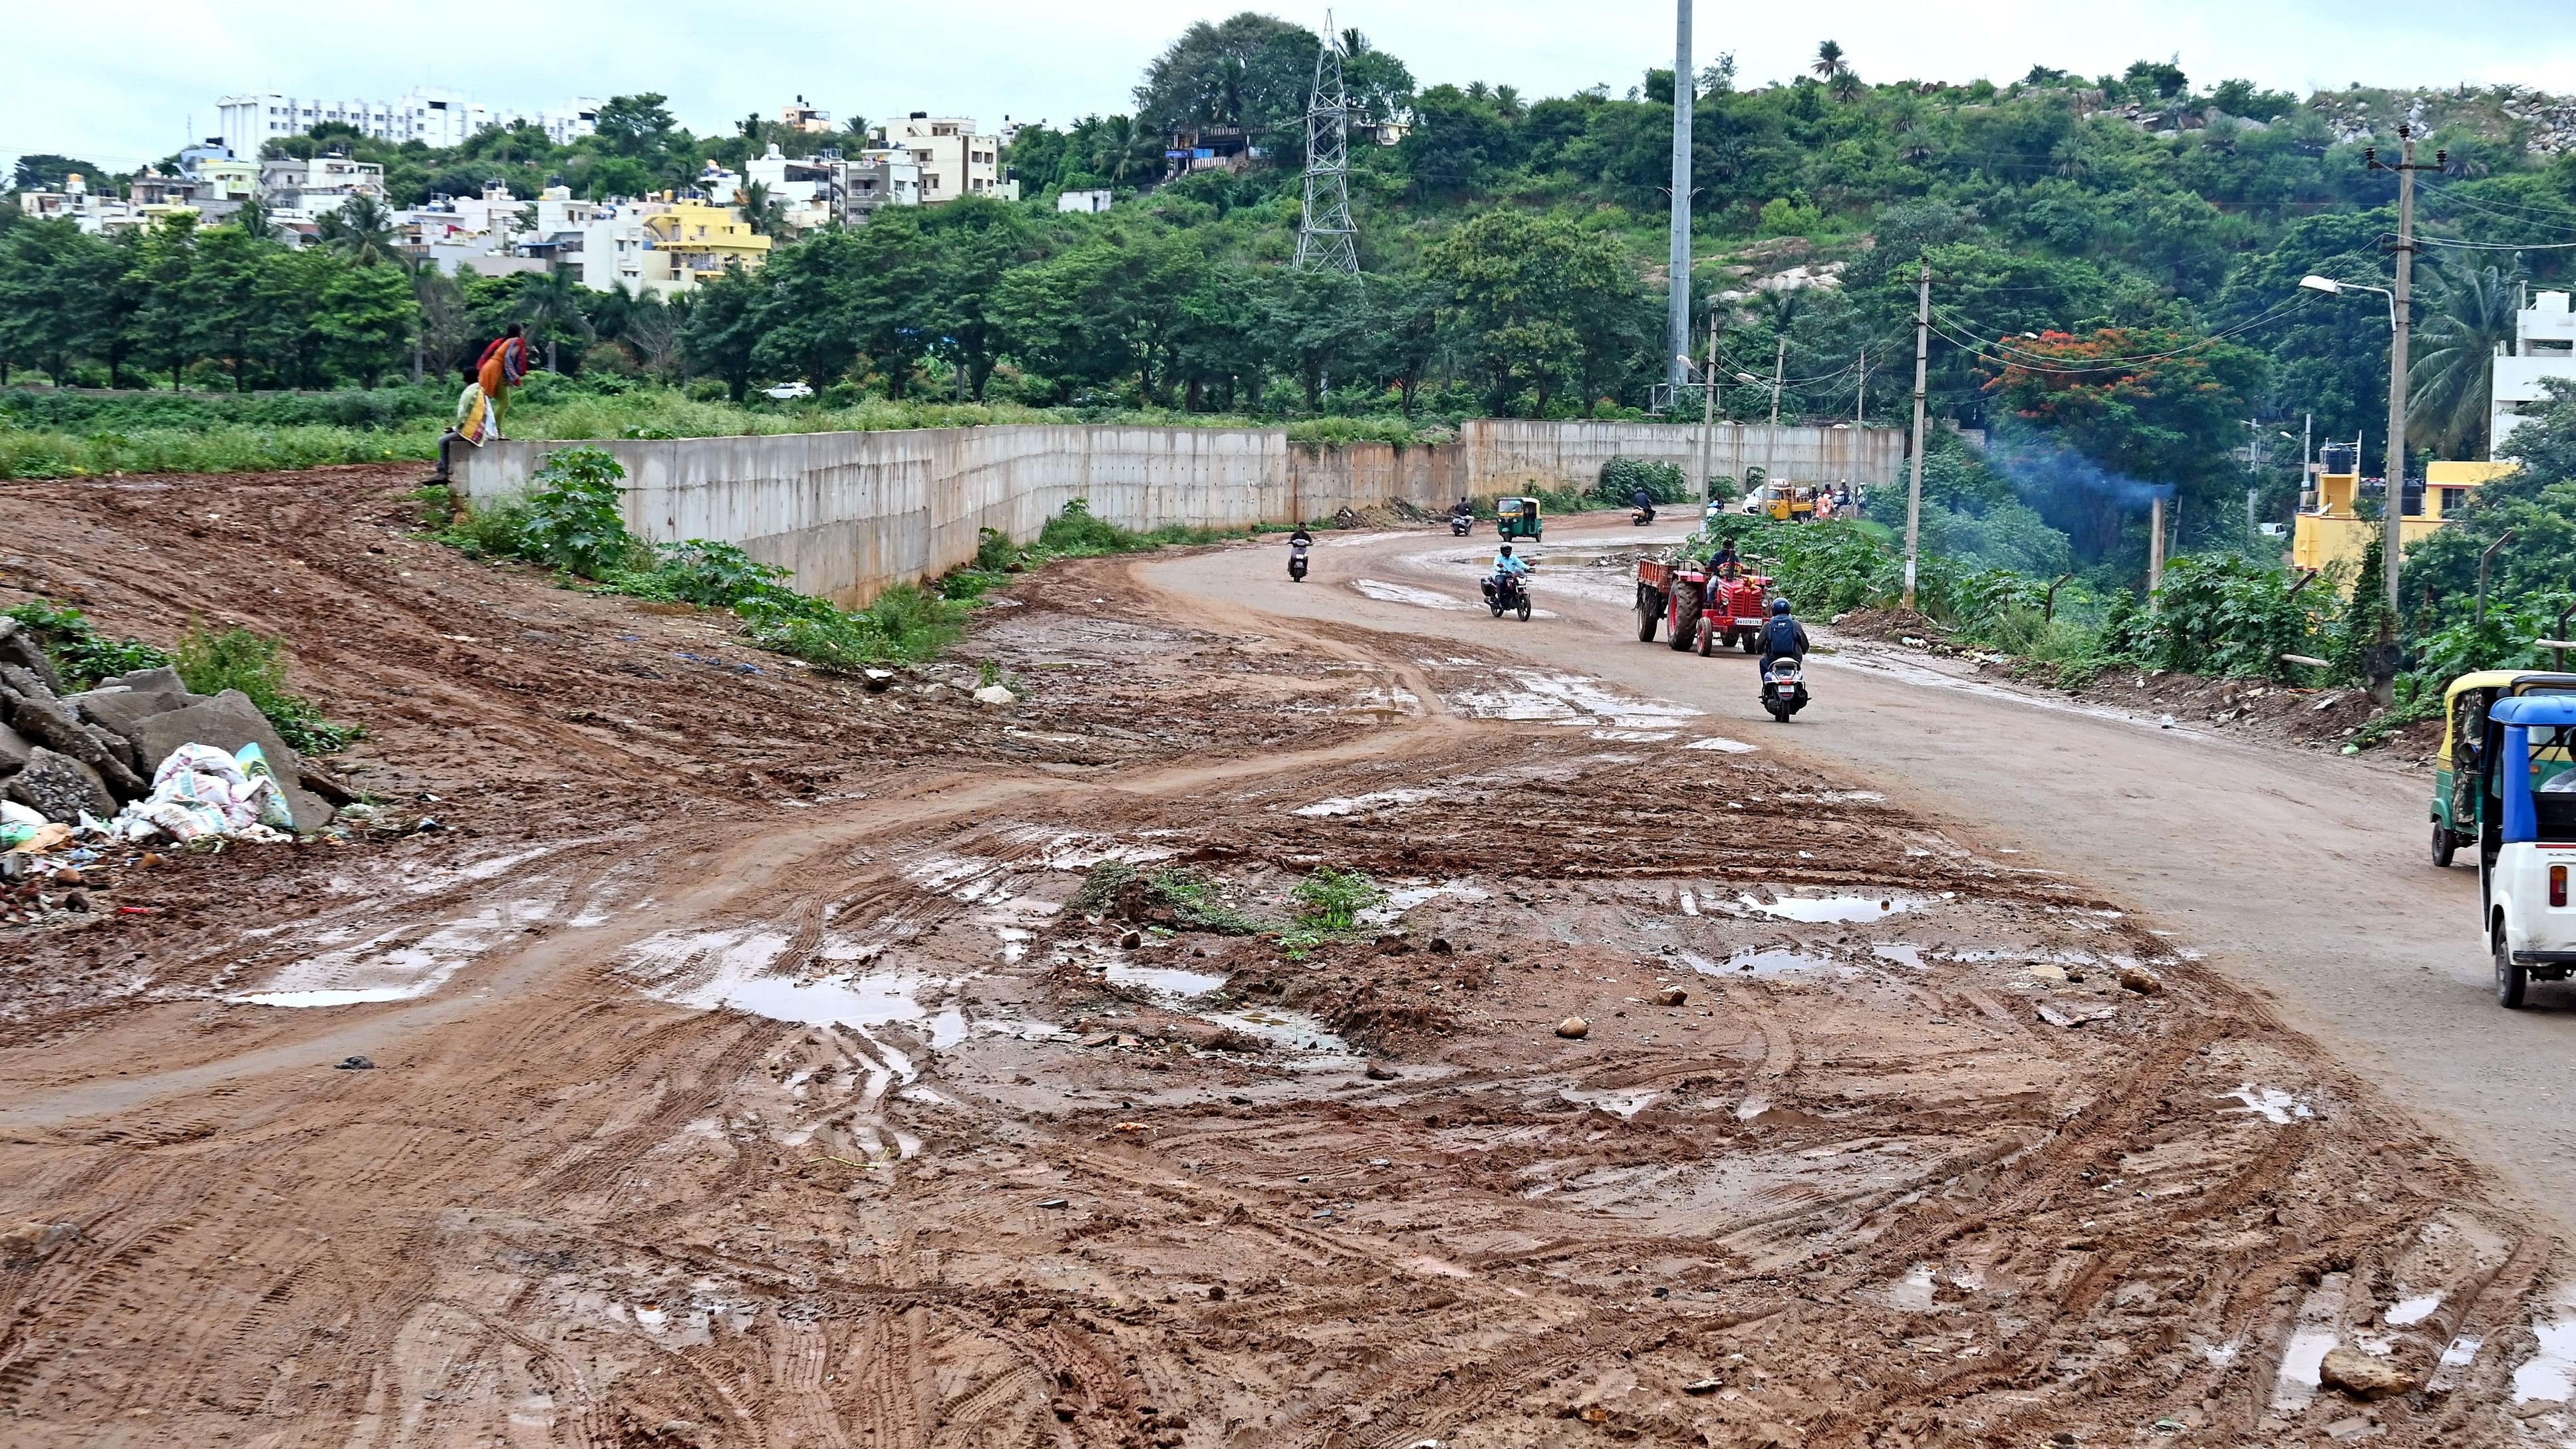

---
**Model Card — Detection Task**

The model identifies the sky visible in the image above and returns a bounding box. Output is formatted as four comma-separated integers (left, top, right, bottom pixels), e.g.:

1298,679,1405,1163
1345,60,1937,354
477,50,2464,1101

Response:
11,0,2576,174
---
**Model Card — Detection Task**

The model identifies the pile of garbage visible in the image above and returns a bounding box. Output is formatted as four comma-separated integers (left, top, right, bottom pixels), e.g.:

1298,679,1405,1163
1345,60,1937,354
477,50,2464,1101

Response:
1,618,339,847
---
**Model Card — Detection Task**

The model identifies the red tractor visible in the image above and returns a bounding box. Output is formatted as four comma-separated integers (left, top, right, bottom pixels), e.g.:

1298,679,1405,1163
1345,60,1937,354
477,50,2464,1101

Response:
1635,558,1775,656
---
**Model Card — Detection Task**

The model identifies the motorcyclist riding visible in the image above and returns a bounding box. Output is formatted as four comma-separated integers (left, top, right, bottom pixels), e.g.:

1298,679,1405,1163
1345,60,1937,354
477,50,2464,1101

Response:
1450,495,1476,535
1759,596,1808,669
1491,543,1530,587
1630,486,1656,524
1288,526,1314,582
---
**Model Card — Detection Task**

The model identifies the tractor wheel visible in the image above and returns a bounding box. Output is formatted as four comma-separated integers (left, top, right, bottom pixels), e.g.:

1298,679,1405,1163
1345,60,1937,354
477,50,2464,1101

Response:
1666,583,1703,652
1739,630,1760,655
1697,618,1715,656
1636,589,1661,642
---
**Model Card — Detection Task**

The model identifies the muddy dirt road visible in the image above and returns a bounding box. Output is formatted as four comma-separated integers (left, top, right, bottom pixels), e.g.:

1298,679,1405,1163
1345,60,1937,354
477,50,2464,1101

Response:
1151,515,2576,1220
0,469,2567,1448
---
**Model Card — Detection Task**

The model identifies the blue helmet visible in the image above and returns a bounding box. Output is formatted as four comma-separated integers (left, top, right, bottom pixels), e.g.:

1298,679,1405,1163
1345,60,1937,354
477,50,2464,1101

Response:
1771,598,1792,616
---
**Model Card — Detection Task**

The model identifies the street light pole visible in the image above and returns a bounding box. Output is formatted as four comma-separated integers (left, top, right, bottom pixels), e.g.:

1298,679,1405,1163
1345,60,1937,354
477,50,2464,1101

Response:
1696,301,1721,513
1769,334,1786,426
2368,126,2441,630
1665,0,1693,398
1902,261,1931,610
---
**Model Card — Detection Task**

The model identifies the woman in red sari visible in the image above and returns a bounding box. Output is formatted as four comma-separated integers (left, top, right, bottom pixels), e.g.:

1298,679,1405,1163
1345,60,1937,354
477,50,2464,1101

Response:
475,324,532,436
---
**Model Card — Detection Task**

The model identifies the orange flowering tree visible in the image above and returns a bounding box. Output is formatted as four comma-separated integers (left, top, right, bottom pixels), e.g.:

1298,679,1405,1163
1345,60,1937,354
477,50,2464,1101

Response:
1987,326,2268,557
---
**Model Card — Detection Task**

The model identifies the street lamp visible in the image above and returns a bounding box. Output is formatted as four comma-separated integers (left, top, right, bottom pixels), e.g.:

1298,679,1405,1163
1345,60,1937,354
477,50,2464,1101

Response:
2301,274,2396,329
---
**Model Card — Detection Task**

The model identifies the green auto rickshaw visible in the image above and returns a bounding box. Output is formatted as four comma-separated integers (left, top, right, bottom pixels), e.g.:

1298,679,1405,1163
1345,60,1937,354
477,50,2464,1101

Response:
1495,496,1543,541
2432,669,2576,866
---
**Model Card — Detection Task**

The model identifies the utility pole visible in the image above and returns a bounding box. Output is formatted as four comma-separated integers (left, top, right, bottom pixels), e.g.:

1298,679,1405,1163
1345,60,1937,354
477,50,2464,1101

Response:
2149,495,2167,596
1665,0,1694,398
1294,13,1358,275
1854,346,1866,426
1902,261,1930,610
1694,300,1720,511
2368,126,2440,628
1769,334,1785,426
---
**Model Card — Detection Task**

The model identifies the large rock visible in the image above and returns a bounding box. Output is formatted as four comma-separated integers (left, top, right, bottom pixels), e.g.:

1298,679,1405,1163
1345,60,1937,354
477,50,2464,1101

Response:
5,748,113,824
0,621,62,695
0,662,55,710
2319,1345,2418,1400
0,721,31,777
129,690,333,832
66,686,201,769
99,666,186,695
7,694,146,800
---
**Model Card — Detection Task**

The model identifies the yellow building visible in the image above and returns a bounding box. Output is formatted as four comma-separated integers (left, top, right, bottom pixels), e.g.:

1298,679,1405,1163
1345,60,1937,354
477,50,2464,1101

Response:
638,201,772,290
2291,458,2513,583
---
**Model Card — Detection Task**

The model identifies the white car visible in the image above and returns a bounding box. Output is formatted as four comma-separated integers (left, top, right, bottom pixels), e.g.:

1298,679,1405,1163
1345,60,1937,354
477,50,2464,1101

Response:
763,381,814,400
2483,694,2576,1007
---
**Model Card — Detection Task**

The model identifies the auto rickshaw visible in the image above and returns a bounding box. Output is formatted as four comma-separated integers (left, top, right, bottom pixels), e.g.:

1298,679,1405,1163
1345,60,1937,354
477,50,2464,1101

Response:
2432,669,2576,866
1747,479,1816,522
2474,694,2576,1006
1495,496,1542,541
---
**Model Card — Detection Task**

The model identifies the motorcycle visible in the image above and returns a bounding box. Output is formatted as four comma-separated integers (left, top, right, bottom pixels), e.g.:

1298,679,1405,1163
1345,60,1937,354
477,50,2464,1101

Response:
1288,538,1311,583
1450,512,1475,537
1760,658,1809,722
1630,505,1657,526
1481,572,1532,622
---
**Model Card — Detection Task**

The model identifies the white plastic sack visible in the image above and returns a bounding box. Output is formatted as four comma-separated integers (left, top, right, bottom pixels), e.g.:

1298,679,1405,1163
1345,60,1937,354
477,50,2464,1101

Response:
98,741,299,845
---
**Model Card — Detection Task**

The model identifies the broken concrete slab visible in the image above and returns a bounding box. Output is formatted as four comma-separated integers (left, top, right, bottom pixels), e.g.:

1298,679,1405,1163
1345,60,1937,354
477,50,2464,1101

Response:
66,686,200,761
98,665,186,695
0,621,63,695
5,747,114,824
0,662,56,708
128,690,333,831
7,694,146,799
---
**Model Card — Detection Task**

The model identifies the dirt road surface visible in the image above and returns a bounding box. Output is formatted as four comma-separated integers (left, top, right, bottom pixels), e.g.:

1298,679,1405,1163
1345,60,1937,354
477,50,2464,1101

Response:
1155,515,2575,1215
1,469,2569,1448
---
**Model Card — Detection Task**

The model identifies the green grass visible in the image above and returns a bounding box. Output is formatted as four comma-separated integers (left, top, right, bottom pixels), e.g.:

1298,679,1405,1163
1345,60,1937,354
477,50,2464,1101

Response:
1067,861,1270,935
171,621,360,755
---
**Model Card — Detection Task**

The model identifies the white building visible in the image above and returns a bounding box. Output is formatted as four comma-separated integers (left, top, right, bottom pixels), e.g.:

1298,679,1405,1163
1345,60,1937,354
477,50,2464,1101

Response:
745,144,921,227
258,154,388,218
2493,290,2576,455
871,114,1016,203
219,87,599,158
1057,189,1113,213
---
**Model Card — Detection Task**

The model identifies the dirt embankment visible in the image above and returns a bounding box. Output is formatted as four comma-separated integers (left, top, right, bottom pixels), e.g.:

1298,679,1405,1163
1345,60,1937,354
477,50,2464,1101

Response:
0,466,2554,1449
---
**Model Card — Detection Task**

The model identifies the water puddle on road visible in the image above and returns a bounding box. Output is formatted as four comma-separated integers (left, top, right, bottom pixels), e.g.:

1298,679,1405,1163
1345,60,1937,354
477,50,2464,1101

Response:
1352,579,1471,612
1741,892,1920,924
1106,963,1230,998
2219,1085,2315,1124
2515,1319,2576,1402
231,986,421,1008
2271,1273,2349,1412
1699,948,1837,978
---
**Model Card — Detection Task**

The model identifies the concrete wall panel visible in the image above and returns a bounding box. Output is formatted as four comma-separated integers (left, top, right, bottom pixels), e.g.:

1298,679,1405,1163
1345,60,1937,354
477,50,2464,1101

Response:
456,420,1902,606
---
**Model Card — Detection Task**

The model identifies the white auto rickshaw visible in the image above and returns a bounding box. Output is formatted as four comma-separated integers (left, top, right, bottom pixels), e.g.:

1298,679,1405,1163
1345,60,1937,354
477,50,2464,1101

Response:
2482,695,2576,1007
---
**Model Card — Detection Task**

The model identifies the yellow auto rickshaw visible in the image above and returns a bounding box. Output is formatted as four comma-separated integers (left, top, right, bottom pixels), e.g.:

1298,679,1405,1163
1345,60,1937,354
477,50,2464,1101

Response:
1495,496,1542,541
2432,669,2576,866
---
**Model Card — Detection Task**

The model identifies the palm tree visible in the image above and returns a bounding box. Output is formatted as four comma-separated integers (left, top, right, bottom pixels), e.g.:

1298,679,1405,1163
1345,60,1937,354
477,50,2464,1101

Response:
2409,263,2522,459
1812,40,1848,79
1341,27,1367,57
233,198,277,243
1828,70,1866,104
740,179,790,237
316,193,402,267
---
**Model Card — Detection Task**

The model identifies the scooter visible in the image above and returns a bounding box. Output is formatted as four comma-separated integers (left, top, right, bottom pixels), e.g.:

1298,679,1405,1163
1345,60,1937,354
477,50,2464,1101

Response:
1760,658,1809,722
1450,512,1475,537
1288,537,1311,583
1481,572,1532,622
1630,505,1657,526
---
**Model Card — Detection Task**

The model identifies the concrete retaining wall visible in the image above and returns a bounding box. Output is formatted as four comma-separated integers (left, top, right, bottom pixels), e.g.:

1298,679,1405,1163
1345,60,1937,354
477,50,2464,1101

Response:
456,420,1898,606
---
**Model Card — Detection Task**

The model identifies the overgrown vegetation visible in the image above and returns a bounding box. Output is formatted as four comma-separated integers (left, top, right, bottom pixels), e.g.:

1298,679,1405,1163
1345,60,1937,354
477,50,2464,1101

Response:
170,621,358,755
440,446,966,669
1067,861,1269,935
1598,456,1693,505
3,600,170,689
1,600,357,754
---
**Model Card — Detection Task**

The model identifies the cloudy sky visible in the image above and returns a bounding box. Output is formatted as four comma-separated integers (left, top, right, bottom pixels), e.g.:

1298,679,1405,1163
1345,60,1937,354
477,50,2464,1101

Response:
10,0,2576,172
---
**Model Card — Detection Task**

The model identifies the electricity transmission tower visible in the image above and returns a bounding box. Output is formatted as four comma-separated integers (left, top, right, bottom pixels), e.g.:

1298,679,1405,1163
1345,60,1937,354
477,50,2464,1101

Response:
1296,15,1359,274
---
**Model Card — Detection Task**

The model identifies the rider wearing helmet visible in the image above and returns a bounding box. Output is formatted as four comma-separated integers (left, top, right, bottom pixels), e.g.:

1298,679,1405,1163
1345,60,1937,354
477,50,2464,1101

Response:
1491,542,1530,587
1758,596,1808,670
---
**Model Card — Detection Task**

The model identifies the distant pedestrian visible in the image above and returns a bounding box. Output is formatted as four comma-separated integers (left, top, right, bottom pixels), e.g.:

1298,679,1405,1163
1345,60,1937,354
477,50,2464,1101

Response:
475,324,532,436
